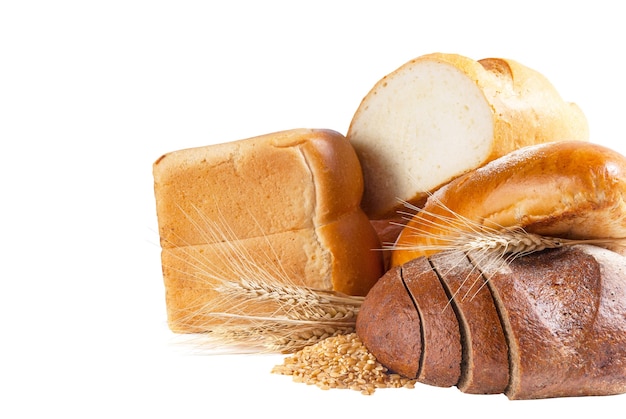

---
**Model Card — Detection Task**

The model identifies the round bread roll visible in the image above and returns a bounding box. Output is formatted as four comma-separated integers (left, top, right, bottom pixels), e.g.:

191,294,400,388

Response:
347,52,589,220
391,141,626,267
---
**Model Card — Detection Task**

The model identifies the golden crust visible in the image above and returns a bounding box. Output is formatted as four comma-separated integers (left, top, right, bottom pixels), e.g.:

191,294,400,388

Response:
391,141,626,267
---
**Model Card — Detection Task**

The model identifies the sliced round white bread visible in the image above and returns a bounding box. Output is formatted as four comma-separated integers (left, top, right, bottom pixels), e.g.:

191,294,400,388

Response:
347,52,589,219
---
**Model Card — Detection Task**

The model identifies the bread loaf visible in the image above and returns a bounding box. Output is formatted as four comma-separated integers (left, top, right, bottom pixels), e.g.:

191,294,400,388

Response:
356,245,626,399
392,141,626,267
153,128,384,333
347,52,589,220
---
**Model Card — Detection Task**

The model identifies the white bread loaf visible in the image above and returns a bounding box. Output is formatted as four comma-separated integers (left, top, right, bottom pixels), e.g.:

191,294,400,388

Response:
392,141,626,267
347,52,589,220
153,128,384,333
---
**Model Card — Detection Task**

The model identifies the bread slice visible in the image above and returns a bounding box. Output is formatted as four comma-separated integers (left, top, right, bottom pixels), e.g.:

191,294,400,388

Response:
347,52,589,219
355,264,422,379
485,245,626,399
154,128,384,333
430,252,509,394
401,257,462,387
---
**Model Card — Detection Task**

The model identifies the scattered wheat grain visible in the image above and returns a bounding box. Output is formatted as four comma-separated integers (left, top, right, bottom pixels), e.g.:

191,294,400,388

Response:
272,333,417,395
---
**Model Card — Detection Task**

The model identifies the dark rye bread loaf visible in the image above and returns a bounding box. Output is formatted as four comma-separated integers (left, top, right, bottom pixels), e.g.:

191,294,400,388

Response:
356,245,626,399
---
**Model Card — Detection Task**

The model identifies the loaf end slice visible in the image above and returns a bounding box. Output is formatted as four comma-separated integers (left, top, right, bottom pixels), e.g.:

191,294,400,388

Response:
356,265,422,379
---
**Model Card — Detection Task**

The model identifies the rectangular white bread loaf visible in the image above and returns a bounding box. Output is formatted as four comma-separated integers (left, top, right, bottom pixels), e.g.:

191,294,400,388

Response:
153,128,384,332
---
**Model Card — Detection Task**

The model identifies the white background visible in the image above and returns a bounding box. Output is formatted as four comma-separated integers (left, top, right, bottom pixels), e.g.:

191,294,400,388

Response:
2,1,625,417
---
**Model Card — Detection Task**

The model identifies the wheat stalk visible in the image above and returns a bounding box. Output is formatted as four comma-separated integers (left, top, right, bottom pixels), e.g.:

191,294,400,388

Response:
214,277,362,322
389,198,625,264
388,197,626,303
203,277,363,353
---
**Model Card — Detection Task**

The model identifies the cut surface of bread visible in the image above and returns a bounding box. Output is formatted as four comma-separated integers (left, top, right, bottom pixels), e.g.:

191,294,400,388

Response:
154,128,384,332
347,52,589,219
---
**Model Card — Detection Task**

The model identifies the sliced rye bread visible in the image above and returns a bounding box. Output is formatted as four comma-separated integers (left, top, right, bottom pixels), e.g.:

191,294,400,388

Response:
401,257,462,387
431,251,509,394
355,264,422,379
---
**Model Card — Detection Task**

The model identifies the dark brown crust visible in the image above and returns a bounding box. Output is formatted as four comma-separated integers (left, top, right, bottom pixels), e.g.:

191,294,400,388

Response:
356,265,422,378
358,246,626,399
484,246,626,399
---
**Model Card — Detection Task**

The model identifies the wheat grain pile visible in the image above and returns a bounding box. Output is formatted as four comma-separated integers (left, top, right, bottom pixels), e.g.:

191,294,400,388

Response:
272,332,417,395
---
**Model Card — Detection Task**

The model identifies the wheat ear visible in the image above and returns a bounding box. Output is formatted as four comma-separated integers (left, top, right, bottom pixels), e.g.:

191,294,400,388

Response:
197,278,364,354
389,198,625,263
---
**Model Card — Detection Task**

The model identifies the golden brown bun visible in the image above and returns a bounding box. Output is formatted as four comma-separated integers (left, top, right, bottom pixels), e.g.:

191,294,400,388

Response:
153,128,384,333
392,141,626,267
357,245,626,399
347,52,589,219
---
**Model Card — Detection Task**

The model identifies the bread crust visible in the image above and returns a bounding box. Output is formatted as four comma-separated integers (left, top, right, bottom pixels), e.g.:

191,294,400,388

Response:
402,257,462,387
355,264,422,379
430,252,509,394
154,128,365,247
356,257,462,386
484,245,626,399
